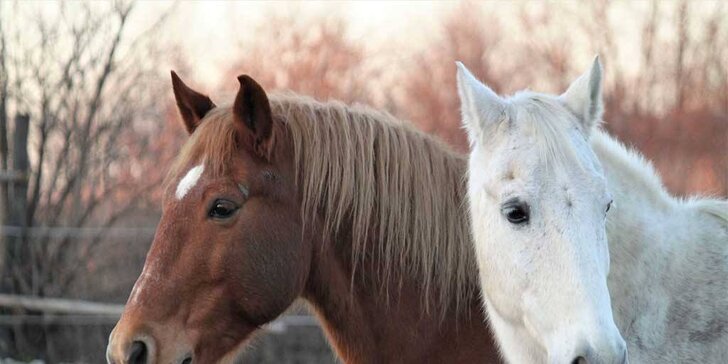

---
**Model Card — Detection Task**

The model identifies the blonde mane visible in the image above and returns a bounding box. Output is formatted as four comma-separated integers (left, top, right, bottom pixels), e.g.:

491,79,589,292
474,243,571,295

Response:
167,94,477,314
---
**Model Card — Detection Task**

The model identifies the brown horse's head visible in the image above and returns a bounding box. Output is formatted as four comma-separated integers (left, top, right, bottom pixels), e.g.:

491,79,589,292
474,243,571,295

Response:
107,73,311,363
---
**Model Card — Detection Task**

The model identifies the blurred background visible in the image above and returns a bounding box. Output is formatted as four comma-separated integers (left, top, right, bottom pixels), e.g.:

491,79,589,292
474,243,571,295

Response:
0,1,725,363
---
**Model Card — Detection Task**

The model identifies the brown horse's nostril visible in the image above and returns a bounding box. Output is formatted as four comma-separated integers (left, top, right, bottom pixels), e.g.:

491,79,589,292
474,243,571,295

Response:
127,341,148,364
181,357,192,364
571,356,587,364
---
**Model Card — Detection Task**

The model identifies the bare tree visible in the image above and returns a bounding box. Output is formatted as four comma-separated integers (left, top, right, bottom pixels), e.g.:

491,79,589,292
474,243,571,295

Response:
391,1,503,150
224,11,372,103
0,1,175,360
0,1,10,232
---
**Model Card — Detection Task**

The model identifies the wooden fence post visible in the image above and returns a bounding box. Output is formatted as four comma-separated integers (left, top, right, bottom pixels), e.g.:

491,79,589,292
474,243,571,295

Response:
4,113,29,293
10,113,29,227
0,113,29,354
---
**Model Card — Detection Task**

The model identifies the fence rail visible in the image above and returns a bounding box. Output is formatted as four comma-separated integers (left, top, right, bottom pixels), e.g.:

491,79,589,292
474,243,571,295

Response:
0,226,157,238
0,170,27,182
0,294,123,316
0,294,318,331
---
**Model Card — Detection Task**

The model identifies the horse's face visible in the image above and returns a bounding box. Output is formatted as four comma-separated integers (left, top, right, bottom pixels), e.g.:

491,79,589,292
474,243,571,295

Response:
458,59,627,364
107,74,309,364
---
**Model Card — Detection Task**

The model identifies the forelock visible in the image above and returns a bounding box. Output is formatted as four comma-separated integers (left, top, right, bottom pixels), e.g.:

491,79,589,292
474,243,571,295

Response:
508,92,586,174
164,107,237,189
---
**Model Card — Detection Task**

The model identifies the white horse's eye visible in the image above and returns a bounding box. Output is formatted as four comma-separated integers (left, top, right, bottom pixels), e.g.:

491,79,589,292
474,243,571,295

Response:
605,200,613,213
501,199,530,225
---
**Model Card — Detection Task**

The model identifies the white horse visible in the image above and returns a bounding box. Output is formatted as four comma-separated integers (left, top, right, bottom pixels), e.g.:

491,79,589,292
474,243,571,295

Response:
458,57,728,364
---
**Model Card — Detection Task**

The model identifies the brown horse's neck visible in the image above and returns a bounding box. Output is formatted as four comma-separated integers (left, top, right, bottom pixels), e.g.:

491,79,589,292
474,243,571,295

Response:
301,228,501,364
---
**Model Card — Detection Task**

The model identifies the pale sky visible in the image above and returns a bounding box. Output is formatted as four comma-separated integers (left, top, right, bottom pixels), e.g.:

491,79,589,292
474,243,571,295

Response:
132,1,459,86
126,1,671,89
3,1,715,93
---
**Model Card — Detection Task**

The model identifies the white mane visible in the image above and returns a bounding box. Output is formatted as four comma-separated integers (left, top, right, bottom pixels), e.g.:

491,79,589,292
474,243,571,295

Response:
590,130,674,209
592,129,728,223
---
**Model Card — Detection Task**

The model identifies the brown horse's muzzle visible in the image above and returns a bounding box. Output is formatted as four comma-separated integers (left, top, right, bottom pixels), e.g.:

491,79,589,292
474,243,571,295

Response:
106,318,192,364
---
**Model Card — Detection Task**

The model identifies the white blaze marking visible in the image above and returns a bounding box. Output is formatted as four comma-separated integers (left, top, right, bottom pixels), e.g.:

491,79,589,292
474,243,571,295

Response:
175,164,204,200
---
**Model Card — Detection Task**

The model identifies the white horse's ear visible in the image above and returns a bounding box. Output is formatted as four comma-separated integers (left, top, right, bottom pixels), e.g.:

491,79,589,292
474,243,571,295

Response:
559,56,603,134
456,61,504,144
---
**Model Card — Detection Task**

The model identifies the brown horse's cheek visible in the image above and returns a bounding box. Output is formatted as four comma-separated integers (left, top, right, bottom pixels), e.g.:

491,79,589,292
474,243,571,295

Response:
232,209,306,324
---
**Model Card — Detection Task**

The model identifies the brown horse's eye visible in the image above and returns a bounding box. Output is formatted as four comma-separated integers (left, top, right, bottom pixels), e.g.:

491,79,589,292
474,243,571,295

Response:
209,199,238,219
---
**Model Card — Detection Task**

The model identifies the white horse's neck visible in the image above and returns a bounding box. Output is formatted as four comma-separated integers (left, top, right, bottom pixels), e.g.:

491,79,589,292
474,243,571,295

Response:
590,129,728,363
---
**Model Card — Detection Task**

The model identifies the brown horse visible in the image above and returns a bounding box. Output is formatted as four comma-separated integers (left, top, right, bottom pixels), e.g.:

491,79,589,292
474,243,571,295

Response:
106,72,500,363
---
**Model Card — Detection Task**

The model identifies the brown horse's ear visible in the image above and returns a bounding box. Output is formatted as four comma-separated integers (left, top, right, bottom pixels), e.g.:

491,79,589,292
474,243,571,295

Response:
233,75,275,161
171,71,216,134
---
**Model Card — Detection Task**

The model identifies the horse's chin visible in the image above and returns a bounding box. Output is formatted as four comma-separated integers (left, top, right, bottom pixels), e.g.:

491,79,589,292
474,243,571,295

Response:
196,325,260,364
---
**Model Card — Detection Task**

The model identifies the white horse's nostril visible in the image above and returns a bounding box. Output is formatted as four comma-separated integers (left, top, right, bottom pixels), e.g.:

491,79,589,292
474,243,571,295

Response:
619,347,629,364
571,342,627,364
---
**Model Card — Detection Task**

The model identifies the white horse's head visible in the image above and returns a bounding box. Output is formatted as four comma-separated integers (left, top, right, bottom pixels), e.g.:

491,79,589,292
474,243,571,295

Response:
459,58,627,364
